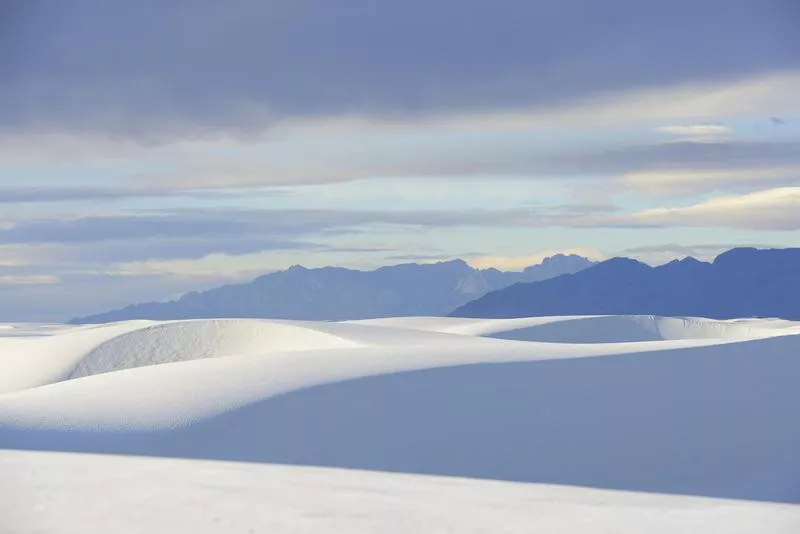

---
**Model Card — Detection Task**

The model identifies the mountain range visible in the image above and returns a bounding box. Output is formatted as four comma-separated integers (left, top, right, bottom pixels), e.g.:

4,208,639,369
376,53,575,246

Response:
71,254,594,324
452,247,800,320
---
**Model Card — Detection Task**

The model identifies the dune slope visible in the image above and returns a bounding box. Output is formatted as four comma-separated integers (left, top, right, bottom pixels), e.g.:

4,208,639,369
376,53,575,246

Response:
3,450,799,534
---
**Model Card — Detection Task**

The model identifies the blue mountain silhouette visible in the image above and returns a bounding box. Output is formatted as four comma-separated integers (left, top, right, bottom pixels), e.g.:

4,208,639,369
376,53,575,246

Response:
452,248,800,320
71,254,593,323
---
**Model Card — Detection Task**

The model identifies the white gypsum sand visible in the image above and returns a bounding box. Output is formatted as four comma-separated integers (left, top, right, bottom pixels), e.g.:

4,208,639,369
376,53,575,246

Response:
2,449,799,534
1,315,799,531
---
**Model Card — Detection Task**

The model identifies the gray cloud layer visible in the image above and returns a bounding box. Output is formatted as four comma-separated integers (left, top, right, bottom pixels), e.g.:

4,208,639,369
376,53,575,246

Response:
0,209,540,246
2,138,797,205
3,189,795,261
3,0,798,137
0,186,289,203
568,141,800,173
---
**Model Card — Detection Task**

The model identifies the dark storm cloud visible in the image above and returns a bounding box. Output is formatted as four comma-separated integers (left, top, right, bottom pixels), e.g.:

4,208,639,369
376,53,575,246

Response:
2,0,798,138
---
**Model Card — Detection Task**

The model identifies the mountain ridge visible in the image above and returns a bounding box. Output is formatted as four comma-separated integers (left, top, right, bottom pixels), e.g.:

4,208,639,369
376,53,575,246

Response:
71,254,594,324
452,247,800,320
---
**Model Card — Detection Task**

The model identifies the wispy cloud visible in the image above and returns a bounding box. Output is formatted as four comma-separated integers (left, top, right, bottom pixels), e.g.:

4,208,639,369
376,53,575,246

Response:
602,187,800,230
656,123,731,142
0,209,545,248
0,274,58,285
617,166,800,198
2,188,795,264
657,124,730,136
0,186,290,204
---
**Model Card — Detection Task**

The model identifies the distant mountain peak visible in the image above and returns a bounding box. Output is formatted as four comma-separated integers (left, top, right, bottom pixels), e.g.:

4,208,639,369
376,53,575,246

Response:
713,247,773,265
70,254,595,324
677,256,704,264
590,257,649,273
658,256,709,271
521,254,596,275
603,256,646,266
543,253,581,260
452,247,799,320
438,258,470,266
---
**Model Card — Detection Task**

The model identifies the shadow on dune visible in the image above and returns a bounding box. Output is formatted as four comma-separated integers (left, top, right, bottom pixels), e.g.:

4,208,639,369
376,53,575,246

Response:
486,316,663,343
4,334,798,503
485,315,774,343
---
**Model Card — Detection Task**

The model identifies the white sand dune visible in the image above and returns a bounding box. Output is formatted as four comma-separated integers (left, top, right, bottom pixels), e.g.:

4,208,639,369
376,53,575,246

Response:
66,320,366,381
2,315,800,507
352,314,800,342
0,318,467,393
0,316,772,429
3,450,799,534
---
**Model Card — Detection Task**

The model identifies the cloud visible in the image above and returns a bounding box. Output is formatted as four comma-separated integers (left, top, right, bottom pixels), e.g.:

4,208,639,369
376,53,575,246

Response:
3,0,798,139
180,139,800,190
0,209,554,276
0,208,547,247
0,243,58,267
0,186,289,204
617,166,800,198
66,239,325,265
2,69,800,171
109,254,280,279
2,188,795,262
0,274,58,285
1,71,798,202
573,141,800,174
656,124,731,142
603,187,800,230
0,216,253,244
10,136,797,201
657,124,730,136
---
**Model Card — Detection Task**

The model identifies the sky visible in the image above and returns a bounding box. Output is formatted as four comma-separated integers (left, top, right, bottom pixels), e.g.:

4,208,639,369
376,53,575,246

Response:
1,0,799,321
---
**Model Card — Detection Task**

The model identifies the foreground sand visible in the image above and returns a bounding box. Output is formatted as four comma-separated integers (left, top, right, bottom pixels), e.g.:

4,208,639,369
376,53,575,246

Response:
3,449,800,534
